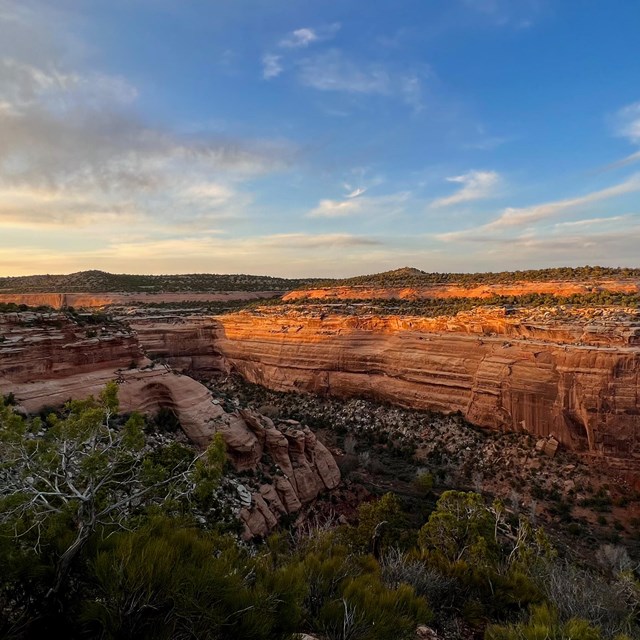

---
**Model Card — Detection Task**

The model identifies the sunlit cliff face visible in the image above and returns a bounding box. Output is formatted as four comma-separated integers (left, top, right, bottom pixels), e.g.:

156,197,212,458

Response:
210,306,640,470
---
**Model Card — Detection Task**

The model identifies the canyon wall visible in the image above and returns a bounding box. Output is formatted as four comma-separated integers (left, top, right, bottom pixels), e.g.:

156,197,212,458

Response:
0,311,142,385
213,309,640,470
130,317,226,372
284,279,640,301
0,291,281,309
0,311,340,538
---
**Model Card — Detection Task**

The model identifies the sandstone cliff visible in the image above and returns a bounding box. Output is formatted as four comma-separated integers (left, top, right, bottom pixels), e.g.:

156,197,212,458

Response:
130,316,226,372
0,291,281,310
284,280,640,301
0,310,142,385
0,311,340,538
218,409,340,539
213,308,640,471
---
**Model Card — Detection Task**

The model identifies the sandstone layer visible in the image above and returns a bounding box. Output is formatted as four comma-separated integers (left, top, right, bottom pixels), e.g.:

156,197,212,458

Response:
213,308,640,472
0,310,142,385
219,409,341,539
0,310,340,538
129,316,226,372
284,279,640,301
0,291,282,310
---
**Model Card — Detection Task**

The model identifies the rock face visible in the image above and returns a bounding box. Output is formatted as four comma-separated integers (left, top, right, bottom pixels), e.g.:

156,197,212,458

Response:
284,279,640,302
130,317,226,373
0,291,283,310
0,311,142,386
0,310,340,538
213,308,640,471
218,409,341,538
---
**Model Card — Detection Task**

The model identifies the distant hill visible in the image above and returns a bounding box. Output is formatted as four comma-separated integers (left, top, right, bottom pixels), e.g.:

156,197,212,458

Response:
0,270,323,293
311,265,640,288
2,266,639,294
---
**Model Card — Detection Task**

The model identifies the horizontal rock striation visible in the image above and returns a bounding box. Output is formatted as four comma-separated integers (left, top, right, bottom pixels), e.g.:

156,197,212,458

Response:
0,311,142,385
0,291,282,310
0,310,340,538
130,317,226,372
284,280,640,301
213,309,640,471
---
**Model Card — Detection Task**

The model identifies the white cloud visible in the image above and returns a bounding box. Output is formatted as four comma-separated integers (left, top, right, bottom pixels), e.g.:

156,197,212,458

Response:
307,192,410,218
431,170,501,207
401,74,424,113
438,174,640,242
553,215,629,229
296,49,426,110
614,101,640,144
279,24,340,48
345,187,366,199
262,53,283,79
484,175,640,230
0,47,293,230
298,50,390,94
280,28,319,48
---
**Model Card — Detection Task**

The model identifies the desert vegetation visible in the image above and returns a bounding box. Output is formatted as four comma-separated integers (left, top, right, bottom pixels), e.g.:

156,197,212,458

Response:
278,292,640,317
2,384,640,639
0,270,319,294
310,266,640,289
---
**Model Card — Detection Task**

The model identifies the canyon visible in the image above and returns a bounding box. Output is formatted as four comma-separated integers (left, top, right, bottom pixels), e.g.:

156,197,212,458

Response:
2,271,640,482
210,307,640,474
0,310,340,538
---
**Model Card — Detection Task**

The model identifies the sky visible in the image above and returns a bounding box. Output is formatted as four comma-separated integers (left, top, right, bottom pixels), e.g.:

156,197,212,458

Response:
1,0,640,277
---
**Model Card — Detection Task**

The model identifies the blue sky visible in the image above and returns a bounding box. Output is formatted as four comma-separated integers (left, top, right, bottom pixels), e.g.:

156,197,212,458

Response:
1,0,640,277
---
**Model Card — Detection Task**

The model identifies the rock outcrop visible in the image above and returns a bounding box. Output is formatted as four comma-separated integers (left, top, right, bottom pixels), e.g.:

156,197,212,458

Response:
0,310,340,538
284,279,640,302
213,308,640,472
130,316,226,372
218,409,340,538
0,310,142,386
0,291,282,310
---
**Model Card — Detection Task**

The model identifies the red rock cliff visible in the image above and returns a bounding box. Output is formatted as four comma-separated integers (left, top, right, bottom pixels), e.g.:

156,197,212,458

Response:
213,308,640,470
284,279,640,301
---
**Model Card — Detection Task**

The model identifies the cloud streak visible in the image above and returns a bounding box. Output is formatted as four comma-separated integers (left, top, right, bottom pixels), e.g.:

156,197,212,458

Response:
438,174,640,242
431,170,501,207
0,19,294,230
615,101,640,144
307,191,410,218
262,53,283,79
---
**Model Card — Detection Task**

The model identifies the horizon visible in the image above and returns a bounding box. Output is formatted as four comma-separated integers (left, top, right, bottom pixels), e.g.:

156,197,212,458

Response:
2,264,640,283
1,1,640,277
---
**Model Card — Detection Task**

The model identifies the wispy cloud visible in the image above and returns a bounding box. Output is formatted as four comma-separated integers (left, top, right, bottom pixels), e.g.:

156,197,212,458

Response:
345,187,366,199
0,5,294,231
297,49,425,110
553,215,630,229
482,175,640,231
298,50,390,94
431,170,501,207
460,0,542,28
438,174,640,241
279,24,340,49
0,231,386,277
307,191,409,218
259,233,381,248
262,53,283,79
615,101,640,143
